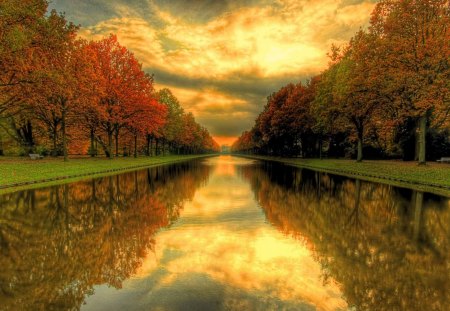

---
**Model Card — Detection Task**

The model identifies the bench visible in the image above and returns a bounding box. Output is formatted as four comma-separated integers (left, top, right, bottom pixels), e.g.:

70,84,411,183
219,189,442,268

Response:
29,153,44,160
437,157,450,163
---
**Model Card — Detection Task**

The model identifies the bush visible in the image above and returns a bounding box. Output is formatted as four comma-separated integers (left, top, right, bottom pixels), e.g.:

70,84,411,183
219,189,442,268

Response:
36,145,50,156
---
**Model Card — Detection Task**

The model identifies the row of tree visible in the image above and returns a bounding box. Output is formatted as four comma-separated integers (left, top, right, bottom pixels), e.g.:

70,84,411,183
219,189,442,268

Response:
0,0,219,160
232,0,450,164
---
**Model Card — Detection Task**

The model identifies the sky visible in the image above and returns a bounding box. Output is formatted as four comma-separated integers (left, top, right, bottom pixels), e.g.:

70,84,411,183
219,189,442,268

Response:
49,0,377,146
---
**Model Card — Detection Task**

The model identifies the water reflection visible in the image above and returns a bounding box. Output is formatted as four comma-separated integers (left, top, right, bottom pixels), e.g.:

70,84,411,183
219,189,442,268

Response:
0,156,449,311
240,161,450,311
0,160,210,311
81,157,348,311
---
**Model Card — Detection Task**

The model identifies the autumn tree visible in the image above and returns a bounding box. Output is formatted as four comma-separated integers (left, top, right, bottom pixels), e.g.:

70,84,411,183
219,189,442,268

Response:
331,31,382,162
126,86,166,158
370,0,450,164
90,35,159,158
0,0,71,153
158,88,184,154
0,0,47,114
31,12,81,161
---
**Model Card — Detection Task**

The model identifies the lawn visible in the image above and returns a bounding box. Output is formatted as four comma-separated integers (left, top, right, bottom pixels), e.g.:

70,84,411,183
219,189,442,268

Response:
0,154,212,190
237,155,450,196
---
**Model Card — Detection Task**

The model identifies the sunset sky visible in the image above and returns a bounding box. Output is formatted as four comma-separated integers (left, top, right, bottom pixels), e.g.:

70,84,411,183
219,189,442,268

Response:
50,0,377,146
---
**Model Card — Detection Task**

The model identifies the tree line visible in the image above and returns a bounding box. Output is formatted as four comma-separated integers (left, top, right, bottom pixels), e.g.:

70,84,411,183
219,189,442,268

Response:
0,0,220,160
232,0,450,164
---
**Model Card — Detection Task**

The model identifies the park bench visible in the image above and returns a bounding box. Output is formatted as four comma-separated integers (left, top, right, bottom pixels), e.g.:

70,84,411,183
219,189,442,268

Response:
29,153,44,160
437,157,450,163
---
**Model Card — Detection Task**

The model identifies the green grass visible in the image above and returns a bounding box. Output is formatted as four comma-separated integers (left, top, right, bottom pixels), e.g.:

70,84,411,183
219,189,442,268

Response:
237,154,450,197
0,154,213,192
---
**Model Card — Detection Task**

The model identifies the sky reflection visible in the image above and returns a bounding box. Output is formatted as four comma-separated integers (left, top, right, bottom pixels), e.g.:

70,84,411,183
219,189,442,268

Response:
82,156,347,311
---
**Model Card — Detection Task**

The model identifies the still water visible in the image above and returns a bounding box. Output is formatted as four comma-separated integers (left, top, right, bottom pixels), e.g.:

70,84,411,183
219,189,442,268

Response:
0,156,449,311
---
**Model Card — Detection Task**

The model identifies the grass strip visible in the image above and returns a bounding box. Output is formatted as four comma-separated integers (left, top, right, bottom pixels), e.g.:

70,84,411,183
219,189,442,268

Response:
236,154,450,197
0,154,214,192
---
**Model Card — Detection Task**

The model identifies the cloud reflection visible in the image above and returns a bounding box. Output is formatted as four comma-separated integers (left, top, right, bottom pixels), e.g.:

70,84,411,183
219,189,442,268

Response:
83,156,347,310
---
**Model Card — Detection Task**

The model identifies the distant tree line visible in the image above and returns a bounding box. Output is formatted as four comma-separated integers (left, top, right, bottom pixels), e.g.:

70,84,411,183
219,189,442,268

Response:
0,0,219,160
232,0,450,164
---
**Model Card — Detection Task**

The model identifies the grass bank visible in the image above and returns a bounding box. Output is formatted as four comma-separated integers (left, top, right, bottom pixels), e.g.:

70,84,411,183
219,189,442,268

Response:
237,154,450,197
0,154,214,192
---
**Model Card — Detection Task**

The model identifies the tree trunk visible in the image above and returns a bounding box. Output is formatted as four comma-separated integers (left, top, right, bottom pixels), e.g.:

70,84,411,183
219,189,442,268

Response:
107,128,113,159
52,120,58,156
150,137,153,156
61,100,68,162
418,114,426,165
414,121,420,161
146,135,151,156
114,126,119,157
14,119,35,153
134,134,137,158
25,120,34,153
318,136,323,159
90,128,96,157
356,130,363,162
155,139,159,156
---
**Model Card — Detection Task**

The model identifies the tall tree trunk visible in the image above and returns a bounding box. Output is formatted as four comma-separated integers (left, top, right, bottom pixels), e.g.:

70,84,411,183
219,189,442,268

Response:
61,100,68,162
356,129,363,163
15,119,35,153
25,120,34,153
107,127,113,159
134,134,137,158
155,139,159,156
52,119,58,156
146,135,151,156
414,120,420,161
150,137,153,156
418,114,427,165
114,126,119,157
90,128,96,157
318,136,323,159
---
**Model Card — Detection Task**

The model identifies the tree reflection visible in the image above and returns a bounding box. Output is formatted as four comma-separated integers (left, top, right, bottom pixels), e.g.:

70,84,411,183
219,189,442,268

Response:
240,162,450,311
0,160,210,310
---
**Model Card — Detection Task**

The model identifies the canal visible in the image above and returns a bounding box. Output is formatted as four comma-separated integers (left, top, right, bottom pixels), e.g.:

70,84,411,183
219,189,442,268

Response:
0,156,448,310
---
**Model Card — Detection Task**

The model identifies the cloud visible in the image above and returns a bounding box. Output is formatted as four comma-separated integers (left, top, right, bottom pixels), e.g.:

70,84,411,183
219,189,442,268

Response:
156,84,256,138
63,0,377,143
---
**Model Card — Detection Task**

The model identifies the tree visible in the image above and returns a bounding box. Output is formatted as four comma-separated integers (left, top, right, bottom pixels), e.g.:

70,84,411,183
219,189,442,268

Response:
31,12,80,160
0,0,48,116
126,87,166,158
331,31,382,162
370,0,450,164
0,0,74,153
158,88,184,154
90,35,161,158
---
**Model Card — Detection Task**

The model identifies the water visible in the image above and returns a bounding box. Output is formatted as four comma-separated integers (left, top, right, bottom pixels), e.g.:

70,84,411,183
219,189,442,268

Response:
0,155,448,311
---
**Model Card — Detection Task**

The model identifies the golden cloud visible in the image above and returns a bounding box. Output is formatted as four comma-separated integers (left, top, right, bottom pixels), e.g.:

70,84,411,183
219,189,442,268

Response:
79,0,376,79
78,0,376,143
